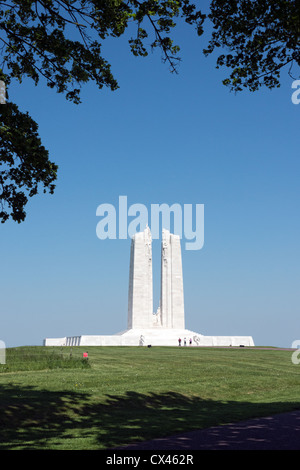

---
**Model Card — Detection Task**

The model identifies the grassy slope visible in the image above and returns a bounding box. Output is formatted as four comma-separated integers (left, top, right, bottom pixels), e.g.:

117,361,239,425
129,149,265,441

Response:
0,346,299,449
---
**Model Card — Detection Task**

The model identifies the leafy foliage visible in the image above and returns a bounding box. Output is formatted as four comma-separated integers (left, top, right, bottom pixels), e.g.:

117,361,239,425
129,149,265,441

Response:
0,1,299,222
0,101,57,222
0,0,204,223
204,0,300,92
0,1,205,102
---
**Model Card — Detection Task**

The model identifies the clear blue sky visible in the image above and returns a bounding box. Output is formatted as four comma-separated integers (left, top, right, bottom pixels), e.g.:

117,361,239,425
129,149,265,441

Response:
1,12,299,348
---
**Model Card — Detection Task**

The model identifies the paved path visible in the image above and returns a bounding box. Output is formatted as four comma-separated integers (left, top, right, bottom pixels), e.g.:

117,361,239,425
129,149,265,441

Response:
118,410,300,450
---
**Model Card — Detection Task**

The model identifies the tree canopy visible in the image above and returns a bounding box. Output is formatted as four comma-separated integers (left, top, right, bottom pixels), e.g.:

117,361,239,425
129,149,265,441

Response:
0,0,299,223
205,0,300,92
0,0,205,223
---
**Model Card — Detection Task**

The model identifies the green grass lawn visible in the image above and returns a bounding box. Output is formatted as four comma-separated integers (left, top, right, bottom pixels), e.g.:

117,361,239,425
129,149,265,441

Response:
0,346,299,449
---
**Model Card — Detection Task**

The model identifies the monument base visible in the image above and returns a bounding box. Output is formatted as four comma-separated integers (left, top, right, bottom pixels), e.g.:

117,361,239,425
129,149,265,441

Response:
44,329,255,347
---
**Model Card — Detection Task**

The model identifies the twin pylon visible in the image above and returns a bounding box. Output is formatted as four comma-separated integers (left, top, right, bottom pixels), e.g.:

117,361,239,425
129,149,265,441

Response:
44,226,255,347
128,227,185,330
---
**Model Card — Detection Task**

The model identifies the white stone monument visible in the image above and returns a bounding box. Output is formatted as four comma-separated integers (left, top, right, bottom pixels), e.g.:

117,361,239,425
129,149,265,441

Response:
160,229,185,329
128,226,153,330
44,227,255,347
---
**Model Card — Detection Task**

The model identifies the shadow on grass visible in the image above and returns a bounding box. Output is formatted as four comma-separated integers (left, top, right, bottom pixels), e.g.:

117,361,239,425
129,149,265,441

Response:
0,384,299,449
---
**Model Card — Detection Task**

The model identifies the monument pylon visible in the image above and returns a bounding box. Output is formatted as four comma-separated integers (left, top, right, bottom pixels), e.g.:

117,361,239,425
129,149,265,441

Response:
160,228,185,329
127,226,186,331
128,226,153,329
44,227,255,347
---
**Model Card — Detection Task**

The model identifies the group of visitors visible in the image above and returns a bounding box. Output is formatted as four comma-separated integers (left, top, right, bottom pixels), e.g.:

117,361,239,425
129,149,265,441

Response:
178,337,192,346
